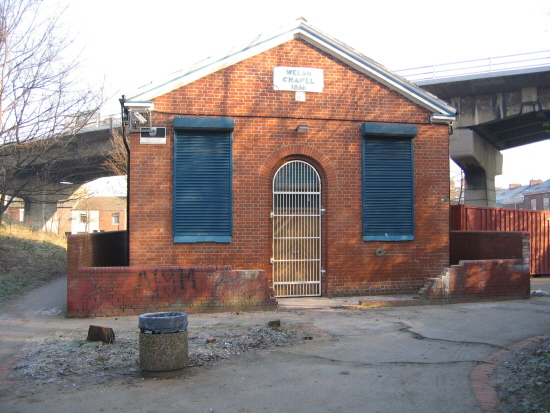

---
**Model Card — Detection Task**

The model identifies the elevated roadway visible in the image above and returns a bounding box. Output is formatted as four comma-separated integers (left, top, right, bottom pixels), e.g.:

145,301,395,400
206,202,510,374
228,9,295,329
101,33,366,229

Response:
397,50,550,206
7,117,121,230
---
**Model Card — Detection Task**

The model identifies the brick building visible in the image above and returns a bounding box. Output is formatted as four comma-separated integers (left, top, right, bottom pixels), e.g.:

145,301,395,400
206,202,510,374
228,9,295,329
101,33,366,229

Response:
122,20,456,297
71,197,127,234
522,179,550,211
3,198,25,223
498,179,549,210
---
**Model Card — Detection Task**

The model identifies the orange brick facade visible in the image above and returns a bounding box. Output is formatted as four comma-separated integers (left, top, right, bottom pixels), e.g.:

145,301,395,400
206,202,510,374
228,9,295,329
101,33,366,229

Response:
128,39,451,296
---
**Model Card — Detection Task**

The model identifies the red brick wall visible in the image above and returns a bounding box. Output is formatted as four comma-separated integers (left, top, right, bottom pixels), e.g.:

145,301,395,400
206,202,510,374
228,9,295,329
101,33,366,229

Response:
67,266,277,317
420,231,530,302
98,210,127,232
523,193,550,211
419,259,530,302
450,231,527,265
68,231,128,268
128,39,451,296
4,206,24,222
67,232,277,317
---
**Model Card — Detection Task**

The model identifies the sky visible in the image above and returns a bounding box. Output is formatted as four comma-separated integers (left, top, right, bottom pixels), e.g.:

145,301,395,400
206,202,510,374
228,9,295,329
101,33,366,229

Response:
49,0,550,191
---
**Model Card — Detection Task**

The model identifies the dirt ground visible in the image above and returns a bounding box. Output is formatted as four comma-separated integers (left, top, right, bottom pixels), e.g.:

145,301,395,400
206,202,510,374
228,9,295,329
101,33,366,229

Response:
10,323,316,388
9,313,550,413
1,276,549,413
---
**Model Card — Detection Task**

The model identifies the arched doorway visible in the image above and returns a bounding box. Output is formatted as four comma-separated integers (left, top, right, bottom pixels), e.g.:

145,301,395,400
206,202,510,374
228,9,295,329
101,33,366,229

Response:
271,160,322,297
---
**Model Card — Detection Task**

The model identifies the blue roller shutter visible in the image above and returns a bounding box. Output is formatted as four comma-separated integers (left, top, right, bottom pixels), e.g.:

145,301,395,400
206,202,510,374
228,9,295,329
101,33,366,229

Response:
362,123,416,241
173,117,234,243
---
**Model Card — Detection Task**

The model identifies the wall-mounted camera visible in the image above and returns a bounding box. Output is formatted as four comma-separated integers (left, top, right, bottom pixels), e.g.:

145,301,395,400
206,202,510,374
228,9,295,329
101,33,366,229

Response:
133,111,147,124
123,100,154,132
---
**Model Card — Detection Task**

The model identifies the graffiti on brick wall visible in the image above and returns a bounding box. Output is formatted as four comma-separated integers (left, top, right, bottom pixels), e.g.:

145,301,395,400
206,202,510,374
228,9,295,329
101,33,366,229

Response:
83,275,117,307
138,268,199,293
66,267,276,317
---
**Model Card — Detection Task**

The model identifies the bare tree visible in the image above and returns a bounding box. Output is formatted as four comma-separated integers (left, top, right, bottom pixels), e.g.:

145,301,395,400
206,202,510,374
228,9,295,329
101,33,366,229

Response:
0,0,102,224
102,129,128,177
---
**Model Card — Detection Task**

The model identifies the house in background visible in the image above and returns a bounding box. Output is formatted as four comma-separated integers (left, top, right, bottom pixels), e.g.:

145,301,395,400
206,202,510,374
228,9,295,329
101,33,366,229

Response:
121,19,456,298
523,179,550,211
497,179,548,210
3,198,25,223
71,197,127,234
497,183,531,209
3,195,127,236
3,196,77,233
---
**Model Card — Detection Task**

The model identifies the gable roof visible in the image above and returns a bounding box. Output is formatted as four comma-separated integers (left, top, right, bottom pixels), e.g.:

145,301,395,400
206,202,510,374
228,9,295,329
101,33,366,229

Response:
73,197,127,211
523,178,550,195
127,19,456,123
496,185,529,204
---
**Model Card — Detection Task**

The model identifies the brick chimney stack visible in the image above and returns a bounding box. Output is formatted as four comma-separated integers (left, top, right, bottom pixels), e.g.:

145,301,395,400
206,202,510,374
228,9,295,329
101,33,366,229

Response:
529,179,542,186
509,184,521,189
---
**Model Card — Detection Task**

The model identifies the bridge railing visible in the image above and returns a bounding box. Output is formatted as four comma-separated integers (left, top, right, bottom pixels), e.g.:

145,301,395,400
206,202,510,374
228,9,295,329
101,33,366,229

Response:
394,50,550,82
79,113,122,131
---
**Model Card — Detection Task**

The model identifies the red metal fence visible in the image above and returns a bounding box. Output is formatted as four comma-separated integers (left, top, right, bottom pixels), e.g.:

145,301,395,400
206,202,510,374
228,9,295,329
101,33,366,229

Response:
450,205,550,275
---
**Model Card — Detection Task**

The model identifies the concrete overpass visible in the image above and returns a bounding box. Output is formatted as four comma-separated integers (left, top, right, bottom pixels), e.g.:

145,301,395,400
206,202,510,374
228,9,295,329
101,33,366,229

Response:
8,116,121,230
397,50,550,206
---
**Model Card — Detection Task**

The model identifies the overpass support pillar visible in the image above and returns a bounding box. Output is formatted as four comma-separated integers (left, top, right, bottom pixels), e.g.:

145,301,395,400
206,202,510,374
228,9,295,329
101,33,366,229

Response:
450,129,503,207
22,184,80,232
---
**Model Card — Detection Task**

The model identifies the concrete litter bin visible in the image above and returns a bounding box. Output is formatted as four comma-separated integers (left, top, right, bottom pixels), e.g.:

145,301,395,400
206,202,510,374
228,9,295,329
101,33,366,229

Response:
138,312,188,374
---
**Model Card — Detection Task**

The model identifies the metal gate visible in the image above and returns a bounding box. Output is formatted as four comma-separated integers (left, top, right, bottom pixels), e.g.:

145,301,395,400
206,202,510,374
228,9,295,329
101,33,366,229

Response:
271,160,322,297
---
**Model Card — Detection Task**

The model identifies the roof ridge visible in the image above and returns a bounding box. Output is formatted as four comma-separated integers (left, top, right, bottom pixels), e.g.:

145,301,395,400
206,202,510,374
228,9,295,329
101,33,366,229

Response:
127,19,455,119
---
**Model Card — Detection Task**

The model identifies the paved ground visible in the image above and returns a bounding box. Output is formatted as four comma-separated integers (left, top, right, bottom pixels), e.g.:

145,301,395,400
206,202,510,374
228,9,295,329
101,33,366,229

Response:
0,277,549,413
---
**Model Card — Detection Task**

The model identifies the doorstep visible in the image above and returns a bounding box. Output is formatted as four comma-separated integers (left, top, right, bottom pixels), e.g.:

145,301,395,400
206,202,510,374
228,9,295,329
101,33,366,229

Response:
276,294,423,310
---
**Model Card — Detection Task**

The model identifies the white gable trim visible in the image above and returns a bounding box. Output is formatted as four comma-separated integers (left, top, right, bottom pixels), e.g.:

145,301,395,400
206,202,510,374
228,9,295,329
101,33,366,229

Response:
128,28,298,103
127,21,456,119
293,26,456,118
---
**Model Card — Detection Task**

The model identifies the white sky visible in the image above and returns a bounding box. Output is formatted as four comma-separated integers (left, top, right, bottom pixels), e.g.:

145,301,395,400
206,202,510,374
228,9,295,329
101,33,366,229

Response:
51,0,550,190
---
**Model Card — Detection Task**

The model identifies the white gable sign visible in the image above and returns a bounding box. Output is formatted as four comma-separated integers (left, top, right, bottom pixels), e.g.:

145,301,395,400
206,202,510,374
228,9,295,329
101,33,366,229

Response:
273,67,324,92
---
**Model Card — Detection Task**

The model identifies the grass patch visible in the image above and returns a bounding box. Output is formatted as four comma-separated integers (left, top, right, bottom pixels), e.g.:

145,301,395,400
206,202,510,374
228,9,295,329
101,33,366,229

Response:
0,222,67,303
492,337,550,413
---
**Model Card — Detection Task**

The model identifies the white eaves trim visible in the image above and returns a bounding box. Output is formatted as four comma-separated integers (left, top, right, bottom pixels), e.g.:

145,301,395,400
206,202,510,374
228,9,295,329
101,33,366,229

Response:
127,28,297,103
127,20,456,121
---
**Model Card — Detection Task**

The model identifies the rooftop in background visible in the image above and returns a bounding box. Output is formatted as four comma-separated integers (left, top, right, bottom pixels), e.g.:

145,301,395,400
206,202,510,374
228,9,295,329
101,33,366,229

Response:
73,197,127,211
524,179,550,195
496,178,550,205
496,184,530,204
